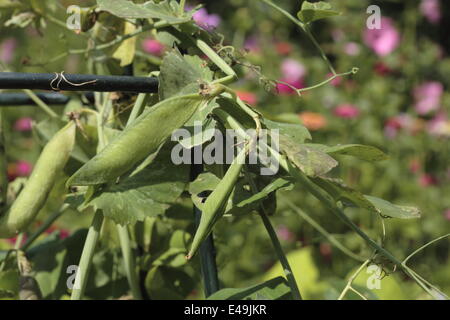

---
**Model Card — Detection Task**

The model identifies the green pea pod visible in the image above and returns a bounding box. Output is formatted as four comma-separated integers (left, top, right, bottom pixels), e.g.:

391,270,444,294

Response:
187,146,248,259
67,93,207,186
0,121,76,238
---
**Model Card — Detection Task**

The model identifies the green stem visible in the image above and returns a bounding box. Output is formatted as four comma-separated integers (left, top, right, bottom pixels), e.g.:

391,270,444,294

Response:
117,225,142,300
71,211,104,300
338,259,371,300
22,90,58,118
281,195,365,262
244,168,302,300
22,204,68,251
195,39,237,78
0,110,7,209
402,233,450,266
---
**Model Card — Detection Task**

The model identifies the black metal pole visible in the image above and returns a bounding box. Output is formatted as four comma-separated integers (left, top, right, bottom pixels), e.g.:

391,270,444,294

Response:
0,92,98,106
191,161,220,297
0,72,158,93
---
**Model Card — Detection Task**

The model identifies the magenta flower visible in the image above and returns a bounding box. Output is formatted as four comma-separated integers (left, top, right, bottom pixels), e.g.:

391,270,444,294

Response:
384,114,415,138
142,39,165,56
413,81,443,115
420,0,441,24
444,209,450,221
419,174,437,187
16,161,33,177
333,104,360,119
0,38,17,64
344,42,360,56
193,8,220,30
276,78,304,95
363,17,400,57
14,117,33,132
276,225,294,242
281,59,306,82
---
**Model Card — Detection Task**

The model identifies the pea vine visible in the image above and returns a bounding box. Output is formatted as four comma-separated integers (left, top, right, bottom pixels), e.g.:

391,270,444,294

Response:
0,0,448,301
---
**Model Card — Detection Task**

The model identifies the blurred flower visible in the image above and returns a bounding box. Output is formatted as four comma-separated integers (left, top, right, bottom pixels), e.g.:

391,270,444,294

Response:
45,225,71,239
13,117,33,132
8,161,33,181
276,78,304,95
426,112,450,137
193,8,220,30
363,17,400,56
276,225,294,242
413,81,443,115
281,59,306,82
275,41,293,56
444,209,450,221
384,114,424,138
299,112,327,131
333,104,360,119
0,38,17,63
319,243,332,261
409,158,421,174
327,73,342,87
344,42,360,56
142,38,165,56
420,0,441,24
6,235,27,246
419,174,438,187
236,90,257,105
374,61,392,76
244,36,260,53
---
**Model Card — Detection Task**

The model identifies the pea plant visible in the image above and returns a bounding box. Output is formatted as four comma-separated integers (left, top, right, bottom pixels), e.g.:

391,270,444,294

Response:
0,0,447,300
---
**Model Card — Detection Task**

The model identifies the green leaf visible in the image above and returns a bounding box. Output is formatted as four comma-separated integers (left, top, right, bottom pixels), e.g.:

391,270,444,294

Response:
112,22,137,67
364,195,421,219
97,0,192,24
305,143,389,162
86,143,189,225
279,134,338,177
263,119,311,143
159,50,214,99
312,177,421,219
145,266,196,300
297,1,340,23
208,277,292,300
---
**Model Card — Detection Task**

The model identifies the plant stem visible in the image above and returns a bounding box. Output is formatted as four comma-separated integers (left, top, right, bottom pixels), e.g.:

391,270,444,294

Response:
338,259,370,300
281,195,366,262
21,204,68,251
402,233,450,266
22,89,58,118
117,224,142,299
243,168,302,300
195,39,237,78
71,211,104,300
0,110,7,209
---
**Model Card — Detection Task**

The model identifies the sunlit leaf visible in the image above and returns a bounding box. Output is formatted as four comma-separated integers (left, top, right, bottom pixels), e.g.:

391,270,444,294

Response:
297,1,340,24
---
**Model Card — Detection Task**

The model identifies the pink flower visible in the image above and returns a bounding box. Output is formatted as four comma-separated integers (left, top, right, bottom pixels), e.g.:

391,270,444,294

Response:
420,0,441,24
0,38,17,64
281,59,306,82
276,78,304,95
276,225,294,242
236,91,257,105
333,104,360,119
419,174,438,187
413,81,443,115
14,117,33,132
16,161,33,177
384,114,414,138
275,42,293,56
142,39,165,56
344,42,360,56
193,8,220,30
363,17,400,57
444,209,450,221
426,112,450,137
327,73,342,87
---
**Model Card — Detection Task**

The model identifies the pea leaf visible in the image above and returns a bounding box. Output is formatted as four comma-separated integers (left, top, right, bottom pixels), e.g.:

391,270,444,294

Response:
279,134,338,177
364,195,421,219
305,143,389,162
112,22,137,67
312,177,421,219
263,119,311,143
297,1,340,24
97,0,192,24
208,277,292,300
86,143,190,225
159,50,214,99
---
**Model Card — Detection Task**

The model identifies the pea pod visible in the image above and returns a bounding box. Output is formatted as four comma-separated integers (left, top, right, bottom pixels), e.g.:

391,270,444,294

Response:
67,93,208,186
0,121,76,238
187,146,248,259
